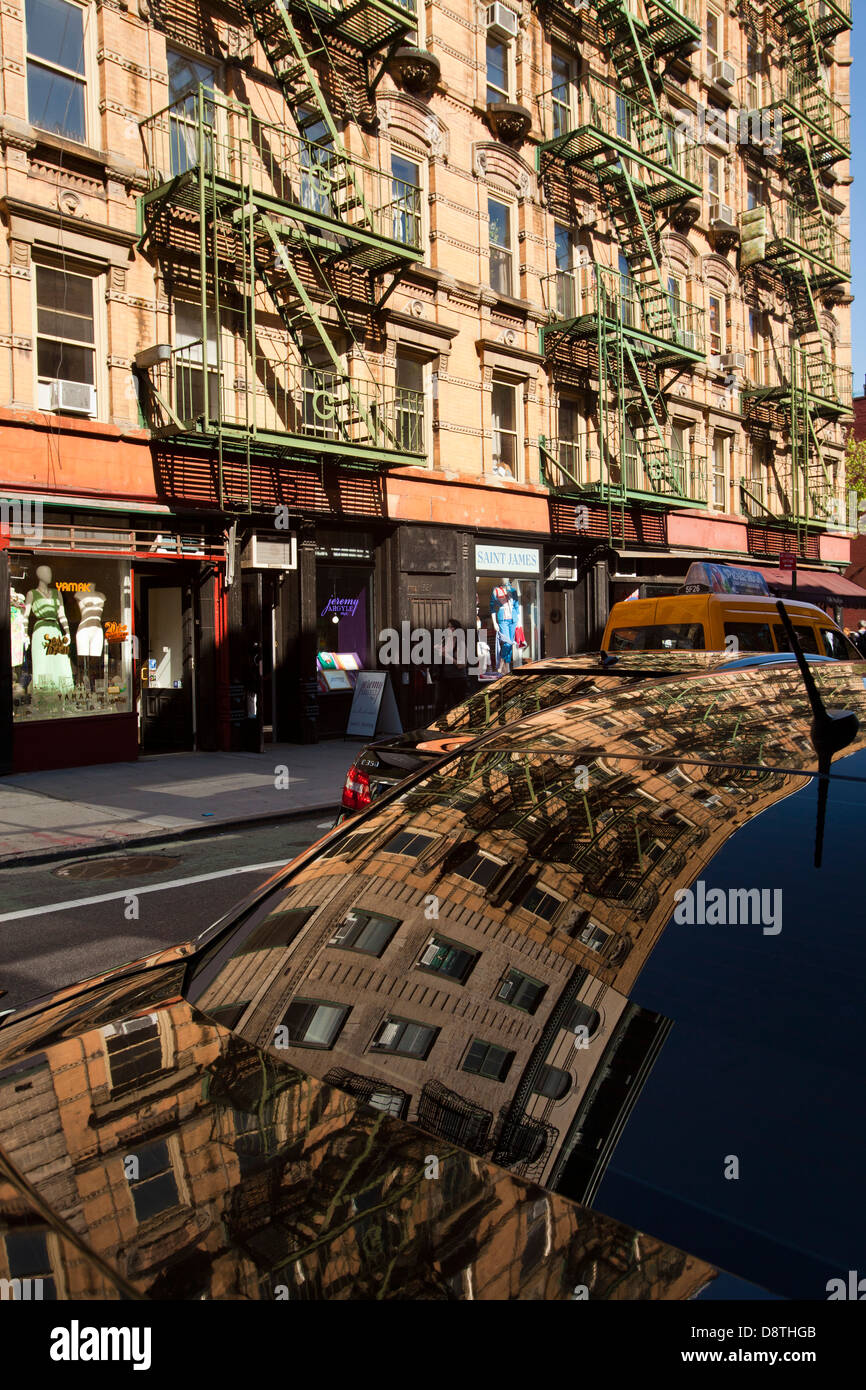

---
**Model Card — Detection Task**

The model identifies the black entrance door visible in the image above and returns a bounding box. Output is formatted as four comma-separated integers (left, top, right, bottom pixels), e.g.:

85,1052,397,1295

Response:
139,578,194,752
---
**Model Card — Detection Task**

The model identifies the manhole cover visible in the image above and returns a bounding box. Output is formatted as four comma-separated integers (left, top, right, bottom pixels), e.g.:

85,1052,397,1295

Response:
54,854,183,880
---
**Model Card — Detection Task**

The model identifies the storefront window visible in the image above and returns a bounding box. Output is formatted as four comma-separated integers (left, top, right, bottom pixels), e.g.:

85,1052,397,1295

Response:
474,546,541,680
10,553,133,721
316,564,372,694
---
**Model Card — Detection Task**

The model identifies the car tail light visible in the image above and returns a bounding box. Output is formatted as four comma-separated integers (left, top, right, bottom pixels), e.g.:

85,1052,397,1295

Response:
341,765,372,811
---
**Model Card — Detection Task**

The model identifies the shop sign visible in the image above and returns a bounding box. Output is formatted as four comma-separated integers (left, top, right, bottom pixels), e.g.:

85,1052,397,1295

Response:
104,622,129,641
475,544,541,576
321,596,361,618
56,582,95,592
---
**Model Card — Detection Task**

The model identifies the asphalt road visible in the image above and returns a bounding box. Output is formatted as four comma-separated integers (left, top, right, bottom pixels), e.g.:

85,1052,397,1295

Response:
0,814,332,1010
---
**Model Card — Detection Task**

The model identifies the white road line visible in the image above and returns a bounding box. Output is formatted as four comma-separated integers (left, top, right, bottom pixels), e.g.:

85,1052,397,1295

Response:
0,861,288,924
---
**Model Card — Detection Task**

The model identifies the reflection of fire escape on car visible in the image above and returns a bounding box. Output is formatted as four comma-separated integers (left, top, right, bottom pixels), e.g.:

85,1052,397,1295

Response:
415,1081,494,1155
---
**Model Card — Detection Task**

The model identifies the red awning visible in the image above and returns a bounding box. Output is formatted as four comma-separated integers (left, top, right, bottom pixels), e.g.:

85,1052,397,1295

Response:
745,565,866,607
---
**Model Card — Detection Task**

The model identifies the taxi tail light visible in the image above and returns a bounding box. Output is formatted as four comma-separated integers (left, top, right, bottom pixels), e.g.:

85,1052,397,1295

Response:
341,765,372,811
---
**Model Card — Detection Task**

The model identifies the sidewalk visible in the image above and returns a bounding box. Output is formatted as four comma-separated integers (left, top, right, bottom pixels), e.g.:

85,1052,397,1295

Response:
0,740,363,865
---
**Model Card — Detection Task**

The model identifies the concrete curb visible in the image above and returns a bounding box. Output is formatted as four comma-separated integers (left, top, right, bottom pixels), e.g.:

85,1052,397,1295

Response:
1,802,341,870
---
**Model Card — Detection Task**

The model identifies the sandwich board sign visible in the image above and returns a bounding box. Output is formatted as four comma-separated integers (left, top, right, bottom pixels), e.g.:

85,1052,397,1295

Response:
347,672,402,738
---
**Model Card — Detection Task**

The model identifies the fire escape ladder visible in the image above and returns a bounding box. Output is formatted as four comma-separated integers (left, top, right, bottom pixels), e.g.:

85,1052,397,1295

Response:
598,0,663,118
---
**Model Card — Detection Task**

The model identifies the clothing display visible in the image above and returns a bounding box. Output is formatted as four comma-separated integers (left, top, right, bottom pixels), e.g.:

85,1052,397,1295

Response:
75,589,107,658
10,587,27,667
27,584,74,694
491,581,520,669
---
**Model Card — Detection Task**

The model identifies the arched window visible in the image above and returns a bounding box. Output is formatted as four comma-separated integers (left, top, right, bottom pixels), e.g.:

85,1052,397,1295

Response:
532,1064,572,1100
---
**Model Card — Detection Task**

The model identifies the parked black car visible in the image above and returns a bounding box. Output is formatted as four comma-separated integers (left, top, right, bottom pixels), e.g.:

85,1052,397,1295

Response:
1,649,865,1300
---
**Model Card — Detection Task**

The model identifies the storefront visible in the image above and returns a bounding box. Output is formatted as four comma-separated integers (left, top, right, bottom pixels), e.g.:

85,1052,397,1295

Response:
475,541,542,678
8,548,137,770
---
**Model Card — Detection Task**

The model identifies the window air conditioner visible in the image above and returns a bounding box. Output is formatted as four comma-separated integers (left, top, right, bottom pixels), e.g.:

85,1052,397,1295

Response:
679,330,698,352
49,379,96,416
241,534,298,570
710,202,737,228
712,60,736,90
721,351,748,372
487,3,519,37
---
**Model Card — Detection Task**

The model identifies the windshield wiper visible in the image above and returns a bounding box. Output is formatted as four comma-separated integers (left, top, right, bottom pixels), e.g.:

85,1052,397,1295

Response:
775,600,858,867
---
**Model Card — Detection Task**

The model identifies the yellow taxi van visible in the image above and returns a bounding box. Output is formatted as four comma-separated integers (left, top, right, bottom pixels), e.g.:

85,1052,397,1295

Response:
603,562,856,659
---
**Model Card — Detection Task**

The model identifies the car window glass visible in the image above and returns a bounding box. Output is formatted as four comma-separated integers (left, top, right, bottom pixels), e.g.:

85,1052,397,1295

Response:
723,622,774,653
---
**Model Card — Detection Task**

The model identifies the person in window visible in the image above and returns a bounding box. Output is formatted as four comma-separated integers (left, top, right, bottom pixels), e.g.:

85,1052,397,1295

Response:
490,578,520,674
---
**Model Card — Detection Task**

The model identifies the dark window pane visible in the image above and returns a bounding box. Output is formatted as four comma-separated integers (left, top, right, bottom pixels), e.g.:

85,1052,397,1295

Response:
418,938,476,980
773,623,820,655
237,907,314,953
532,1064,572,1099
282,1000,347,1046
462,1040,513,1080
131,1171,179,1222
26,0,85,72
36,339,94,383
36,307,94,344
5,1230,50,1278
724,622,775,653
27,63,85,141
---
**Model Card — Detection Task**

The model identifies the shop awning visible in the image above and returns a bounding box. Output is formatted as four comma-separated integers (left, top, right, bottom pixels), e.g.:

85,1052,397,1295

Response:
745,565,866,607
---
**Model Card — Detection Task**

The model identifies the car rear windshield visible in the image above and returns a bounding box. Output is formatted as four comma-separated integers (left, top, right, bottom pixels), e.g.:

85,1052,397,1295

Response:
608,623,706,652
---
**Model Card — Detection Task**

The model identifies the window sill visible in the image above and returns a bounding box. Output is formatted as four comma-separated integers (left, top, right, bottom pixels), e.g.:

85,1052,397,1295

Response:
30,123,110,169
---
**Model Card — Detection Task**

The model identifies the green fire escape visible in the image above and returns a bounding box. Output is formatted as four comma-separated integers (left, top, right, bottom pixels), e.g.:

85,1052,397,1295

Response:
535,23,706,519
136,0,422,508
740,0,852,544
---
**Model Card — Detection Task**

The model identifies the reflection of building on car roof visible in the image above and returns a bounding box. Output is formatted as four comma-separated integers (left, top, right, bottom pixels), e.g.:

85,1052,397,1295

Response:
603,563,857,658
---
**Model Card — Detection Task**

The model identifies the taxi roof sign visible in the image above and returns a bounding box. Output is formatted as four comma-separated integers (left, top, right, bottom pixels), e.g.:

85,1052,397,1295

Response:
681,562,771,597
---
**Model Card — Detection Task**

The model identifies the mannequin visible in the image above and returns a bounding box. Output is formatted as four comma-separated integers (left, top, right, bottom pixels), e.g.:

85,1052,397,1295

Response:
10,584,27,670
490,575,520,675
23,565,74,696
75,589,106,657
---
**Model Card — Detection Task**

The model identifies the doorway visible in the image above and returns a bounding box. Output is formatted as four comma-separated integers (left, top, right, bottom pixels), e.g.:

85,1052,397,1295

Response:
138,577,194,752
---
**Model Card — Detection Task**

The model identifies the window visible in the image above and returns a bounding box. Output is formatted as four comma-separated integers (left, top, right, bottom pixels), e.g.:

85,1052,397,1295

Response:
454,848,505,887
708,295,723,357
724,621,775,653
747,176,763,211
25,0,87,143
608,623,706,652
417,936,478,982
491,378,519,479
237,906,315,954
462,1038,514,1081
497,968,546,1014
564,1000,601,1038
486,9,516,104
127,1139,180,1223
713,433,729,508
371,1016,438,1058
298,113,334,217
745,40,761,110
383,829,436,857
519,881,565,923
551,51,573,138
167,48,219,176
330,910,400,955
575,920,610,951
707,154,723,202
773,623,820,656
555,223,575,316
395,351,425,455
532,1063,572,1099
706,7,721,67
280,999,349,1048
488,198,513,296
103,1015,164,1096
35,264,95,413
174,301,220,422
3,1230,57,1300
391,152,421,249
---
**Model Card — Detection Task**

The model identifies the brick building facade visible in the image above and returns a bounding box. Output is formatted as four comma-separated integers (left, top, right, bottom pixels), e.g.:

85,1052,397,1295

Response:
0,0,855,771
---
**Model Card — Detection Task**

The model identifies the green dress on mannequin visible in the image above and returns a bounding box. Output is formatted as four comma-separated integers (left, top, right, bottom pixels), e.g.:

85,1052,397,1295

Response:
27,580,74,694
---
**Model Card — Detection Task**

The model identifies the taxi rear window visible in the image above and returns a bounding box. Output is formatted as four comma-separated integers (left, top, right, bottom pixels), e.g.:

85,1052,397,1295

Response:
608,623,705,652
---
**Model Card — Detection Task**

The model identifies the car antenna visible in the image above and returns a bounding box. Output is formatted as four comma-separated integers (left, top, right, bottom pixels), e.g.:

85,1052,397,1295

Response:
775,600,858,868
